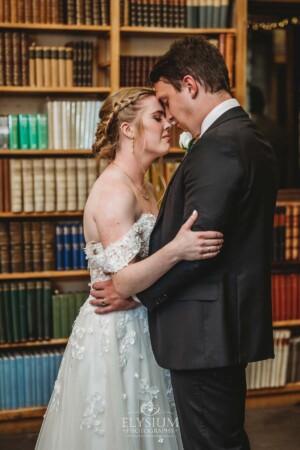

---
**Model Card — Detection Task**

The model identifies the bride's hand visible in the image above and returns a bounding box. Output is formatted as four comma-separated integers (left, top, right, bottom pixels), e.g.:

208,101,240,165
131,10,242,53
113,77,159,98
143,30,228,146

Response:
172,210,224,261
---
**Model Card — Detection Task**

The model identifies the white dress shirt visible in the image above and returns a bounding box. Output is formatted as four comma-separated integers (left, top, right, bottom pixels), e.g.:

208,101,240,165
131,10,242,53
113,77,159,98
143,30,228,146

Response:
200,98,240,137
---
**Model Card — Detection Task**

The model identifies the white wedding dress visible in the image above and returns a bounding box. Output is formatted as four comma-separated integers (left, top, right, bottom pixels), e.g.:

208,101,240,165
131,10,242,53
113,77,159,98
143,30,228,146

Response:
35,214,183,450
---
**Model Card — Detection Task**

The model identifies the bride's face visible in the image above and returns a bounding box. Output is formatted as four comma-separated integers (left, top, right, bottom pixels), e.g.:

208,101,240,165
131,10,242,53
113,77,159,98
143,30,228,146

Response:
135,96,171,161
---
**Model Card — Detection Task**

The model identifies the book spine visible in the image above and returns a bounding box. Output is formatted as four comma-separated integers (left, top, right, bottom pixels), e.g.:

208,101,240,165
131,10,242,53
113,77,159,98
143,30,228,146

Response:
10,158,23,212
37,114,48,149
8,114,19,150
43,280,53,340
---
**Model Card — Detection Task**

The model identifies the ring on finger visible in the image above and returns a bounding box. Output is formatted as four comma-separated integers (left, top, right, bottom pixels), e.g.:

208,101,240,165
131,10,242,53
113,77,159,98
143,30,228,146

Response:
101,300,106,306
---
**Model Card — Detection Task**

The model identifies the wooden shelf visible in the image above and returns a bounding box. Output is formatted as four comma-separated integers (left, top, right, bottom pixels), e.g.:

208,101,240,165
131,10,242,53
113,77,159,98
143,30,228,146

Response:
0,406,46,422
0,23,110,32
246,383,300,408
0,150,92,156
121,26,237,36
0,211,83,218
0,270,89,280
0,86,110,94
0,339,68,349
273,320,300,327
272,261,300,272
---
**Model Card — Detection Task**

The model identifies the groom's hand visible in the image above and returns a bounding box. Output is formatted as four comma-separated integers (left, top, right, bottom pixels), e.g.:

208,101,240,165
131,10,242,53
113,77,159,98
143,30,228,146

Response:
90,279,139,314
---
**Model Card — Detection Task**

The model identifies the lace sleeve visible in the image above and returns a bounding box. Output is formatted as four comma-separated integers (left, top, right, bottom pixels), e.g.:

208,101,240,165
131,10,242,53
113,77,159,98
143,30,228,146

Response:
103,222,143,273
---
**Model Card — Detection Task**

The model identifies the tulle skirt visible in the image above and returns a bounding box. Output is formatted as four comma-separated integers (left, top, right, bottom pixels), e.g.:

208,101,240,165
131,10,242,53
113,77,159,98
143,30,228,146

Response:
35,299,183,450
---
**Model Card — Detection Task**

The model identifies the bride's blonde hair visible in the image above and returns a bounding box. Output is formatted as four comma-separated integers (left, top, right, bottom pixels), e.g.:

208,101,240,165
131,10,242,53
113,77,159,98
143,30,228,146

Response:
92,87,156,171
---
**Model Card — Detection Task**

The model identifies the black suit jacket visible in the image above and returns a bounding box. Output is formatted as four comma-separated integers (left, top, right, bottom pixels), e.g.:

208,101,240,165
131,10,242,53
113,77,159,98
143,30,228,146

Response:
138,107,278,370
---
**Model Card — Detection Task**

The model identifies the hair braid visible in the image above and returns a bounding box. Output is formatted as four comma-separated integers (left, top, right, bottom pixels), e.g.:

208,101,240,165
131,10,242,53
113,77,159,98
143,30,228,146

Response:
92,88,155,174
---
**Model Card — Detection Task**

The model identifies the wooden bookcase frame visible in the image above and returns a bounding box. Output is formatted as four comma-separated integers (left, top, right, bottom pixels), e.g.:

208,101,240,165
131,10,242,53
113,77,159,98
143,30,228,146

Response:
2,0,297,434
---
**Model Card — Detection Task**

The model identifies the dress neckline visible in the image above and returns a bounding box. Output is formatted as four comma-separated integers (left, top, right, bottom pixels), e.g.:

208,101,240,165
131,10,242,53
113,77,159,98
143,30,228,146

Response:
85,213,156,250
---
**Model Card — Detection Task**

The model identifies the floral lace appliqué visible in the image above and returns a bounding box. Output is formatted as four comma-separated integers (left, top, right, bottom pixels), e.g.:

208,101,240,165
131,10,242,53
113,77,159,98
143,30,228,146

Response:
85,214,156,285
80,392,105,435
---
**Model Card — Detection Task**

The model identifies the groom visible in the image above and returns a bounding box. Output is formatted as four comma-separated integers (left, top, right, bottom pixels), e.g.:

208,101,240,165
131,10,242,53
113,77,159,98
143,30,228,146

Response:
90,36,278,449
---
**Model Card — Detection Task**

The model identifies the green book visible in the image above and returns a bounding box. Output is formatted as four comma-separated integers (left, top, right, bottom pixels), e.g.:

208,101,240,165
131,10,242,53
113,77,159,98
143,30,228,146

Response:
26,281,37,341
60,294,70,338
2,282,13,343
18,114,29,149
68,293,78,331
37,114,48,149
8,114,19,149
52,294,62,339
17,281,27,342
10,283,20,342
28,114,38,149
35,281,44,340
43,280,52,340
75,292,86,316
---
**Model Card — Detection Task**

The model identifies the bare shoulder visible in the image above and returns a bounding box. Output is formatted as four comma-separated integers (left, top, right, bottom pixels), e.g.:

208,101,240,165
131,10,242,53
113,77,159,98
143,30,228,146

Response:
84,165,138,245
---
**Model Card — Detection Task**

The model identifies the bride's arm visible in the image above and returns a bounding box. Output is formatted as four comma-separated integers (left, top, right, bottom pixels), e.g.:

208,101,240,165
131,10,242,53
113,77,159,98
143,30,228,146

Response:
93,184,222,299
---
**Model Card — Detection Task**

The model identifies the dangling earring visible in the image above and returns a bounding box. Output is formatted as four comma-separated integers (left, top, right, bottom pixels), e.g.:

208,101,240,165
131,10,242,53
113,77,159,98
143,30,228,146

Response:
131,136,135,154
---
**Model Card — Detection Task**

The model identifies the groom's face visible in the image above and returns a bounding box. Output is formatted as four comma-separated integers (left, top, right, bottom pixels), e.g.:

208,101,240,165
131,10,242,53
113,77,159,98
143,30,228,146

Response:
154,79,193,134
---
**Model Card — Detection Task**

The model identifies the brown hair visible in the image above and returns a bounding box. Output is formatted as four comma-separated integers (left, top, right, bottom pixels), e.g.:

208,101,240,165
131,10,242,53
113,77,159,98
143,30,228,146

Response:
92,87,156,169
149,36,231,93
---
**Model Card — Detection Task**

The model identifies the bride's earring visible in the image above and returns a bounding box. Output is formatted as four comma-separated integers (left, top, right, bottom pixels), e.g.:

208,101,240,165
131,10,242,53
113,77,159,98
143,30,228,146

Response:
132,136,135,154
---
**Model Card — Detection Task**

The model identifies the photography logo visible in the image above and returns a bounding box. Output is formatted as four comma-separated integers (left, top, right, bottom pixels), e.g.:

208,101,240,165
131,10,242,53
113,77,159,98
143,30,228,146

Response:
122,400,179,440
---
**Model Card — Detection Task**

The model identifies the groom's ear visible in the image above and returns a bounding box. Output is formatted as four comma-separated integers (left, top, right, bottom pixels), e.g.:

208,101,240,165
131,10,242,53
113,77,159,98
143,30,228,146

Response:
182,75,198,98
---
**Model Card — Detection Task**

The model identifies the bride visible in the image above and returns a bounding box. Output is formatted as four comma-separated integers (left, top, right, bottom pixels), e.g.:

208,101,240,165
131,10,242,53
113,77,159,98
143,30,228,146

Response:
35,87,223,449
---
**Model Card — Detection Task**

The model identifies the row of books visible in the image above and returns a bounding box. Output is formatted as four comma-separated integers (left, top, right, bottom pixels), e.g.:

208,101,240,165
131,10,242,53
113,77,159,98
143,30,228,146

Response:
122,0,231,29
0,221,87,273
273,204,300,261
0,348,63,410
271,273,300,321
0,32,29,86
0,114,48,150
29,42,94,88
120,35,235,88
246,330,300,389
52,291,87,338
29,45,74,88
47,100,102,150
0,0,109,26
0,157,97,213
0,281,87,343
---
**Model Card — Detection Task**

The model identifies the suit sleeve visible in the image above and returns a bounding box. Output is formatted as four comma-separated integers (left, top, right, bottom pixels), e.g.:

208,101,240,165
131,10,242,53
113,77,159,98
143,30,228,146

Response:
137,134,244,311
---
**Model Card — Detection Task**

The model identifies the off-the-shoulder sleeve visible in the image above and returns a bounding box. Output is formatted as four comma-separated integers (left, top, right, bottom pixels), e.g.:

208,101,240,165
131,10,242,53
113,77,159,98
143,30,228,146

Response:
103,222,143,273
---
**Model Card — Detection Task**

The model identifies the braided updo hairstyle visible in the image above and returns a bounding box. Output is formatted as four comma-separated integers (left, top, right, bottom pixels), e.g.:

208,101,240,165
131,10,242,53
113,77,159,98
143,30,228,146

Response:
92,87,156,171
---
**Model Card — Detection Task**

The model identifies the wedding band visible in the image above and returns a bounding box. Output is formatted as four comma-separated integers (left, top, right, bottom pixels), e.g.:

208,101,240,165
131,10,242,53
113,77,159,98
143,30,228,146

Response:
208,247,211,253
101,300,106,306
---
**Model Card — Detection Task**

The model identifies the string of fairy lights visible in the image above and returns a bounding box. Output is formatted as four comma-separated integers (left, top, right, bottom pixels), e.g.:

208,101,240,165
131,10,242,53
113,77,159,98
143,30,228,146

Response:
248,16,300,30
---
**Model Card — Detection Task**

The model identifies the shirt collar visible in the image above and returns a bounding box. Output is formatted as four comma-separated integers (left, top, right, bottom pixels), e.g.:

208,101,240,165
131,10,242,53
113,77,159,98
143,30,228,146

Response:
200,98,240,137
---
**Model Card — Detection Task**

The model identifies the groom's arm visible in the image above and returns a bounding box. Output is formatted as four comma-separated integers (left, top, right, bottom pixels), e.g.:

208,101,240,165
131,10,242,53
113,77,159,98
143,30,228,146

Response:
137,135,244,311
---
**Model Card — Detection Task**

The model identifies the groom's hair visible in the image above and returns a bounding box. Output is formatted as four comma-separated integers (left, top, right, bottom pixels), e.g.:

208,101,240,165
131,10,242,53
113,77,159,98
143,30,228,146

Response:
149,36,231,94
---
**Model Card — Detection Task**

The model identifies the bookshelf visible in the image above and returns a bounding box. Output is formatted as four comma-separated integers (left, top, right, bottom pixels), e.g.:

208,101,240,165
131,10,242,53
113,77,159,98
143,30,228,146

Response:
0,0,250,435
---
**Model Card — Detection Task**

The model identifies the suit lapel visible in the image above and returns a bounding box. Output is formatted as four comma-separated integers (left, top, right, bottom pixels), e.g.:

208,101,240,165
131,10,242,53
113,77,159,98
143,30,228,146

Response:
152,107,249,234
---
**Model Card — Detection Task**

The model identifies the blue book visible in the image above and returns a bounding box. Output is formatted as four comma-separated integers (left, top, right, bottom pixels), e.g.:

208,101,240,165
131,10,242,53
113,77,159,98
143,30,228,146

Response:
35,352,43,406
30,353,37,406
15,353,25,408
55,224,64,270
41,351,50,405
63,224,71,270
48,351,56,401
3,355,11,409
79,224,86,269
10,354,18,409
220,0,229,28
23,353,32,407
71,224,80,270
0,358,5,409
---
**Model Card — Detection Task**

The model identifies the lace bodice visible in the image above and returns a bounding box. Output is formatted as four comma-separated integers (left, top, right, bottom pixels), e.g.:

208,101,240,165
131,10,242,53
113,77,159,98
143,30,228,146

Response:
85,213,156,283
